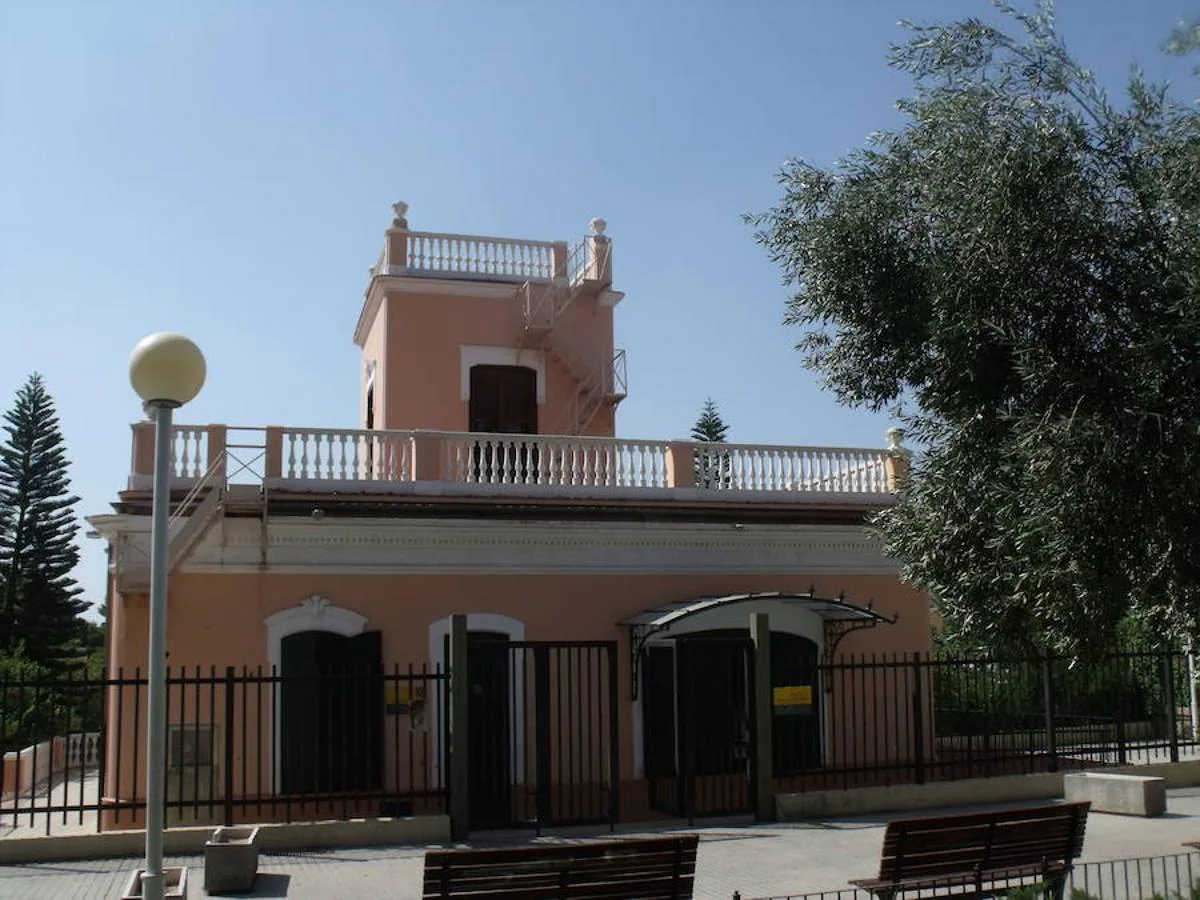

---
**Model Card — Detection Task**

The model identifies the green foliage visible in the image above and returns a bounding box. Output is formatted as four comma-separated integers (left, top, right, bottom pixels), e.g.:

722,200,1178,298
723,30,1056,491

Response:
0,648,101,752
0,374,90,670
691,398,732,489
690,398,730,443
1148,877,1200,900
750,1,1200,657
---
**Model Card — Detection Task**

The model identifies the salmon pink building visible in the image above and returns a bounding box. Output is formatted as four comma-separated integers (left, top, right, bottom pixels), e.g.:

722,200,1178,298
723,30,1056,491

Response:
89,203,930,833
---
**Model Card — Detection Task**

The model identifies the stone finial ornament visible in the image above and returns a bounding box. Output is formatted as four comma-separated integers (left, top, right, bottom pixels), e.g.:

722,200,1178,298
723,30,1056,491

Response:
886,426,907,453
391,201,409,229
589,217,607,236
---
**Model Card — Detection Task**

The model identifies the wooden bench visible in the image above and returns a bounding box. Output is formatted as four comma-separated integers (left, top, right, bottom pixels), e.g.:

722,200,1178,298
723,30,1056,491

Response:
850,802,1090,900
421,833,699,899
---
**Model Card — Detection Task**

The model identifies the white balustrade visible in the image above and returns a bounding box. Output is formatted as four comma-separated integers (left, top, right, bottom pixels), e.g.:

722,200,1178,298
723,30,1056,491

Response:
153,426,894,496
171,426,209,479
67,732,101,768
718,443,890,493
404,231,556,280
442,433,670,488
282,428,413,481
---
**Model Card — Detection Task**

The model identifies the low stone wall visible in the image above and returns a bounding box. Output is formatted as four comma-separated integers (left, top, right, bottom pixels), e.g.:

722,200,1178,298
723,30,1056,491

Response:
0,814,451,865
936,721,1157,753
776,759,1200,821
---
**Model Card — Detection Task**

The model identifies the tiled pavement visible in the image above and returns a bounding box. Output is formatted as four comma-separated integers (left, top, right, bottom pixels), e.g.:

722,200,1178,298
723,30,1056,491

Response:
4,791,1200,899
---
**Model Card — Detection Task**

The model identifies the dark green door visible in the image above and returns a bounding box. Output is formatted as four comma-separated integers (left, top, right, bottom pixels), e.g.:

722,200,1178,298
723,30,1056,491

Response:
466,632,512,827
279,630,383,795
771,632,822,772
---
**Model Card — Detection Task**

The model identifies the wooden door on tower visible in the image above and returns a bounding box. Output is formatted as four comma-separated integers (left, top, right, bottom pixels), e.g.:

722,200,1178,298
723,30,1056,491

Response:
468,365,538,481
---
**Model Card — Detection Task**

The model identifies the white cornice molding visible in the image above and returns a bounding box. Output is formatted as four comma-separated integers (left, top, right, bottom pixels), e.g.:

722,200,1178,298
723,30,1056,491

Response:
598,290,624,308
109,516,899,577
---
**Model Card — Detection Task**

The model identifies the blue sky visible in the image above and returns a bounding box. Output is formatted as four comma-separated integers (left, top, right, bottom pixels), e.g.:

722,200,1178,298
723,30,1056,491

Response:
1,0,1195,611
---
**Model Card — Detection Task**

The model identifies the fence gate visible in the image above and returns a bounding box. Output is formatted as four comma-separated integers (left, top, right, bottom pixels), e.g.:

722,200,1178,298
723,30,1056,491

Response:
646,633,756,821
465,639,619,831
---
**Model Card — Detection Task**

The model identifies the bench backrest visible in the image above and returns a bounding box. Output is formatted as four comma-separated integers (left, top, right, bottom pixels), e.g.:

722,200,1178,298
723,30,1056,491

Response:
876,802,1090,884
422,833,700,899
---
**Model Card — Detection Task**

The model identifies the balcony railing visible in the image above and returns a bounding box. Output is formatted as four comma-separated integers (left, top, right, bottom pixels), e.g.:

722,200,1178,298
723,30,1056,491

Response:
128,425,905,498
372,230,563,282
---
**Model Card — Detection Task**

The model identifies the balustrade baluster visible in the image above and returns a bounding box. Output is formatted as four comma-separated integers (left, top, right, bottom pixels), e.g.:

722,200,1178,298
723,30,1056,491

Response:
503,440,515,484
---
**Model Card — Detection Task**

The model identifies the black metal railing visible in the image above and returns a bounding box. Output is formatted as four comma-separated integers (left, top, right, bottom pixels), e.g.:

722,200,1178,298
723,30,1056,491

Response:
648,634,757,822
0,665,446,834
467,641,619,831
735,850,1200,899
774,649,1199,795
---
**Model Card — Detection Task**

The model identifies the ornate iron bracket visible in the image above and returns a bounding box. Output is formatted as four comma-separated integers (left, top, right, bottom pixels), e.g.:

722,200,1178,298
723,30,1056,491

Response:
628,622,658,701
820,593,898,692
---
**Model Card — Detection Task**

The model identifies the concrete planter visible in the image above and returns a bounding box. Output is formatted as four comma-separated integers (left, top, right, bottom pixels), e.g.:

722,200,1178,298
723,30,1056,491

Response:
120,866,188,899
204,826,260,894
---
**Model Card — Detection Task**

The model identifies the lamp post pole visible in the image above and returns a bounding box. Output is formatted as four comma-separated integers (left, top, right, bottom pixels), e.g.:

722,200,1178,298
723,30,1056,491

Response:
142,399,177,900
129,332,206,900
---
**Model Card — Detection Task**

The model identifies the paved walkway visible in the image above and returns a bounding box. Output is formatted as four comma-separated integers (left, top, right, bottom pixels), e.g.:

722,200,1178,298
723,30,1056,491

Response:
4,790,1200,899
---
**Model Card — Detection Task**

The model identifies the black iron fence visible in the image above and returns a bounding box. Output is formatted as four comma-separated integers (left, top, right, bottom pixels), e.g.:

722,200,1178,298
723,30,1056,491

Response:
648,634,758,822
0,665,446,834
467,641,619,831
736,850,1200,899
5,647,1199,833
775,649,1200,795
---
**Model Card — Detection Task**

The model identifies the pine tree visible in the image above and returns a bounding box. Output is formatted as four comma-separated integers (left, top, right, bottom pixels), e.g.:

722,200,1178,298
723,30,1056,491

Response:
690,399,729,444
0,374,88,669
691,399,730,488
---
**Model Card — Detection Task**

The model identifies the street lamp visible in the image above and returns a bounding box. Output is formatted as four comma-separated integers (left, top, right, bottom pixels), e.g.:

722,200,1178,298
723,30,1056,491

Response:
129,333,206,900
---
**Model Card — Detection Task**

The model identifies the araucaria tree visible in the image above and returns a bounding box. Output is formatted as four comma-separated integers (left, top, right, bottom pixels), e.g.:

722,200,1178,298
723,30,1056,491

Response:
0,374,88,669
692,399,731,488
751,2,1200,656
691,399,730,444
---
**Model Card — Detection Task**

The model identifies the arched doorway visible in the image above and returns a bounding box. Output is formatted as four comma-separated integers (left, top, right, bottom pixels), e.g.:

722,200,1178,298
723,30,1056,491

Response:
278,630,383,795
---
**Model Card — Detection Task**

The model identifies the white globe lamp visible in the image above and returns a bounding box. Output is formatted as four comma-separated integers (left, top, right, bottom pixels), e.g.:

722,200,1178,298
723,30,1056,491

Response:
128,331,205,900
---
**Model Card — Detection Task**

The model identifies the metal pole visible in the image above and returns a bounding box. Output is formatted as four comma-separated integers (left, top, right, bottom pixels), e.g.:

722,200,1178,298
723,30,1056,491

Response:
448,614,470,841
1187,640,1198,742
142,402,175,900
749,612,774,822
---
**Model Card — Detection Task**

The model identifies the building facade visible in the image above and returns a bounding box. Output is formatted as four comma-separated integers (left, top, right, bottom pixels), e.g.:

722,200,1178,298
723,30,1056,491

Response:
90,203,929,831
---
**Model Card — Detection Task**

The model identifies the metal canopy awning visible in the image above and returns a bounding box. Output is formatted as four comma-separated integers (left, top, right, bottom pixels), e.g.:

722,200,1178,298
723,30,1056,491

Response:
621,590,897,698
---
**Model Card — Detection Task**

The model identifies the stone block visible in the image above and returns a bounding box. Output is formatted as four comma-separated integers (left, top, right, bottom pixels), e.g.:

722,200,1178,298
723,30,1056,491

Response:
1063,771,1166,817
204,826,260,894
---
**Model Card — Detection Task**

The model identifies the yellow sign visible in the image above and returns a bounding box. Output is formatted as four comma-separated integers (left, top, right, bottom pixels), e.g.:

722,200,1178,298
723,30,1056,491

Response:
384,683,426,711
773,685,813,709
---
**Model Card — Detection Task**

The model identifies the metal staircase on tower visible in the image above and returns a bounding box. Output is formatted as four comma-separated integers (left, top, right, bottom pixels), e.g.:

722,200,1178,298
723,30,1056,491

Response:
514,238,626,435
